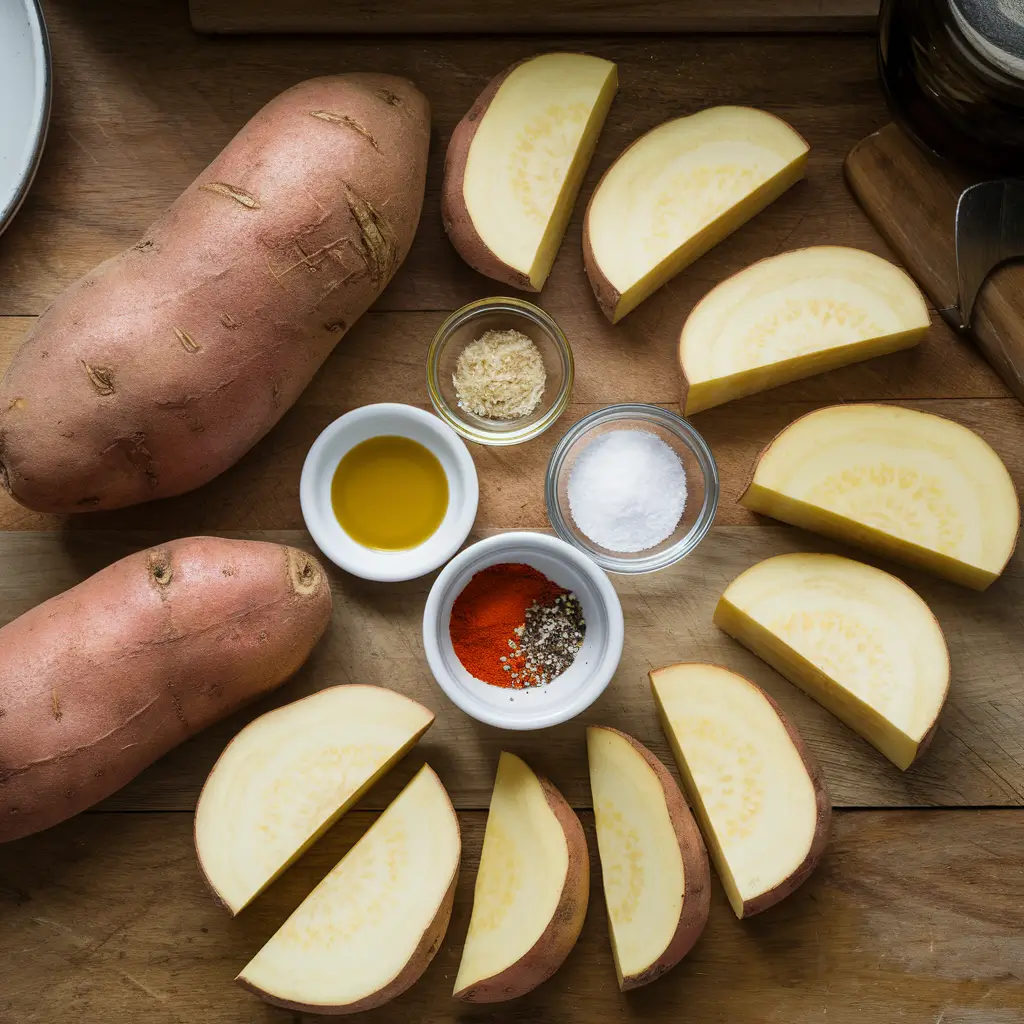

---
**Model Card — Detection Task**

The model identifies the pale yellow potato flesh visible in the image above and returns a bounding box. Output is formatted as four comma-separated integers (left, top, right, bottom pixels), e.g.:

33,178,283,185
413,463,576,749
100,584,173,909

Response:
650,663,819,918
741,404,1020,590
716,553,949,770
587,106,808,321
195,685,433,914
587,727,684,987
454,751,570,992
680,246,930,414
463,52,617,288
237,765,459,1012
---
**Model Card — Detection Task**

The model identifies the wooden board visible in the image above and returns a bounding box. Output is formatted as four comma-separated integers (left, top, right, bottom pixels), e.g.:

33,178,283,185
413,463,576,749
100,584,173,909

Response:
0,317,1019,534
1,11,900,317
1,809,1021,1023
189,0,880,35
846,123,1024,404
2,3,1023,1021
3,528,1022,811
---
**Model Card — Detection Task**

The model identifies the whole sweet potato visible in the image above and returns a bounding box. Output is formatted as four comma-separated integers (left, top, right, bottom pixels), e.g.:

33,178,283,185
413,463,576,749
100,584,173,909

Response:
0,537,332,843
0,74,430,513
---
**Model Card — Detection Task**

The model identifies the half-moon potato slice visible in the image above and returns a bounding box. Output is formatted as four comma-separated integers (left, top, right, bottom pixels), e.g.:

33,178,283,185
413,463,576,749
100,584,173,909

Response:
650,662,830,919
587,726,710,990
443,52,617,291
237,764,459,1014
739,403,1020,590
584,106,808,322
454,751,589,1002
679,246,929,414
715,553,950,770
195,684,434,914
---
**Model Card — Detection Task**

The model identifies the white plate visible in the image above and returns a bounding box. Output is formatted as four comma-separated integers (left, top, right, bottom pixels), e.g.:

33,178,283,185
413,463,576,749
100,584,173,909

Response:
0,0,50,236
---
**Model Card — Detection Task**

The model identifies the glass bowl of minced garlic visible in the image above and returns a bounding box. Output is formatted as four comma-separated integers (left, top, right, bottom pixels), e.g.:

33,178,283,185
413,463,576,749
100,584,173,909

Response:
427,297,574,446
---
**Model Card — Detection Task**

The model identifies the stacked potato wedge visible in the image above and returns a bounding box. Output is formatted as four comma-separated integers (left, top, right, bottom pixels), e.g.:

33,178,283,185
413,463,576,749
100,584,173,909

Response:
238,765,460,1014
194,684,460,1013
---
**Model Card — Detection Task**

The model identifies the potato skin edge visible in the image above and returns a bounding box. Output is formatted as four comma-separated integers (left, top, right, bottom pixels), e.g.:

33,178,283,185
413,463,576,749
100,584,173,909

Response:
237,768,460,1015
454,767,589,1003
587,725,711,991
441,58,537,292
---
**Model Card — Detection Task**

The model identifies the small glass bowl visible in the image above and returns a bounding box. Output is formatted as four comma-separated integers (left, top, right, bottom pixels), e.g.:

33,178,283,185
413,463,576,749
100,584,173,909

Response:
546,404,720,574
426,297,574,446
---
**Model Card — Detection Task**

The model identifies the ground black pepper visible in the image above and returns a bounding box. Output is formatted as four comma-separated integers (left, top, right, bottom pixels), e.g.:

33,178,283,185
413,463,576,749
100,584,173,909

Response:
502,591,586,688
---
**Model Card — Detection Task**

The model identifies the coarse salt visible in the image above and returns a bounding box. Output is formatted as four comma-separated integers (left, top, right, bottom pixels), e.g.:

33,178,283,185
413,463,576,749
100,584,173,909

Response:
567,429,687,552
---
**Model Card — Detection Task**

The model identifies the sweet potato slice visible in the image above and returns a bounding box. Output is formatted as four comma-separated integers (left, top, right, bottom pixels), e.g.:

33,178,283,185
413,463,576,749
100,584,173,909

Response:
195,685,434,914
454,751,588,1002
443,52,617,291
679,246,930,414
650,663,830,919
237,765,460,1014
715,554,949,770
587,726,710,990
739,404,1020,590
584,106,808,322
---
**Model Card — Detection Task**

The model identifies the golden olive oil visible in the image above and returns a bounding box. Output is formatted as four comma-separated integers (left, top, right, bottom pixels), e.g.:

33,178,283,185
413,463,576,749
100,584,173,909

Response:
331,435,448,550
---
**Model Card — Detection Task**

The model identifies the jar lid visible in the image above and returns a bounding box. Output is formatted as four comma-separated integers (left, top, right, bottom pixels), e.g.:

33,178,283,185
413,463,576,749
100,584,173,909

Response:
951,0,1024,79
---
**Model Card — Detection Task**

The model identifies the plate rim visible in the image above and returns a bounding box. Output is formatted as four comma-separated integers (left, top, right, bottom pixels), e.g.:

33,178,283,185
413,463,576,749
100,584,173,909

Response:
0,0,52,237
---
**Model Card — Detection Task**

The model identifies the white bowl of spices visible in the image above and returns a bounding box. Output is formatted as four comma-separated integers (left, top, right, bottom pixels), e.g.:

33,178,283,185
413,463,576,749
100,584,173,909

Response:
301,403,479,582
426,297,573,445
546,403,720,574
423,532,624,730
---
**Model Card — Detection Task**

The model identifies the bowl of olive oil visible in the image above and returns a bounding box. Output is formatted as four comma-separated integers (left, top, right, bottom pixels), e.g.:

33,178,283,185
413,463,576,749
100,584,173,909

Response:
301,404,479,582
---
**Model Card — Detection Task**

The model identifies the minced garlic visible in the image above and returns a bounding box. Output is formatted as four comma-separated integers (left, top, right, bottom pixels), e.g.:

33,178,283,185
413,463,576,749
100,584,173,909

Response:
452,328,546,420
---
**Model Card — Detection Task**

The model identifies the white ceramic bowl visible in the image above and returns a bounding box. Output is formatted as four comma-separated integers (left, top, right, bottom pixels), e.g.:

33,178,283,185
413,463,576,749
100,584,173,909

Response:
423,532,624,730
300,404,479,582
0,0,50,236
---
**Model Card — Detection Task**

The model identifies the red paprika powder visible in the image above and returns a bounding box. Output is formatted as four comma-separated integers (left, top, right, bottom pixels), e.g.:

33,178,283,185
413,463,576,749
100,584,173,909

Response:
449,563,567,688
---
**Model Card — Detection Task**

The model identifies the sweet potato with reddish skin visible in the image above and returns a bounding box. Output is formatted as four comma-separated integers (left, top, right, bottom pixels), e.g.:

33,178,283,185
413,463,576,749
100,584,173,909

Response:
0,74,429,513
0,537,332,843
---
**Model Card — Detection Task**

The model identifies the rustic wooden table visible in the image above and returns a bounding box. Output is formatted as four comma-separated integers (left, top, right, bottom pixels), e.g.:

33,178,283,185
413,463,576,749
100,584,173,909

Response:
1,2,1022,1022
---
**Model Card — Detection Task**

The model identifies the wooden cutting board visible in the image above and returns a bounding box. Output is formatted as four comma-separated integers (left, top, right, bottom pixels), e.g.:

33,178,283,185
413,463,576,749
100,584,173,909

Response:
846,122,1024,404
189,0,880,34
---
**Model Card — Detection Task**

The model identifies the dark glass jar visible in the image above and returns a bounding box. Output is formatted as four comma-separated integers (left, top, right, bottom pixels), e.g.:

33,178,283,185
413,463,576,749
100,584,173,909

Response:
879,0,1024,172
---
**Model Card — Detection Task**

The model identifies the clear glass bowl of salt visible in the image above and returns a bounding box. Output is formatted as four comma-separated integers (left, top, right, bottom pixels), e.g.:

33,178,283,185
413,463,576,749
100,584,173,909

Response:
545,404,719,574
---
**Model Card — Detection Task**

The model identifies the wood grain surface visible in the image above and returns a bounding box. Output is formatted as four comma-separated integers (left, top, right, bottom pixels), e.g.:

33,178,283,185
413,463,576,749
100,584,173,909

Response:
846,123,1024,403
189,0,881,35
1,809,1021,1023
2,528,1021,811
4,8,893,315
1,2,1022,1021
2,5,1015,535
1,316,1019,534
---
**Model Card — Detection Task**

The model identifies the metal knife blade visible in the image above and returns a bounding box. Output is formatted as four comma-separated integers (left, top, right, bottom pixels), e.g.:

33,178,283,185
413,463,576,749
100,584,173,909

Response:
939,178,1024,330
